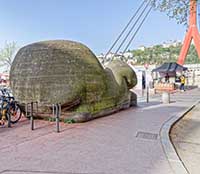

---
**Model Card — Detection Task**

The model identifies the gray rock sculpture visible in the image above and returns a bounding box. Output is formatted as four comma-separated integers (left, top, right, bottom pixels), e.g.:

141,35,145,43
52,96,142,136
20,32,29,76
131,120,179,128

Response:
10,40,137,122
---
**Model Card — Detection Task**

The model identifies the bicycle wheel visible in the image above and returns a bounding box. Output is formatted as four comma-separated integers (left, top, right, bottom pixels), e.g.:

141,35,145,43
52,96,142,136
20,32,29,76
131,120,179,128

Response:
9,104,22,124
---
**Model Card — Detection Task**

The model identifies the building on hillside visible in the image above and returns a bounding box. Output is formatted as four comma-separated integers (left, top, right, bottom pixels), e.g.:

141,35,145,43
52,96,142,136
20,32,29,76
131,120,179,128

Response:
113,53,123,60
162,40,182,48
123,52,133,59
138,46,146,51
97,52,124,63
97,53,104,59
105,52,115,60
97,53,105,63
127,59,137,65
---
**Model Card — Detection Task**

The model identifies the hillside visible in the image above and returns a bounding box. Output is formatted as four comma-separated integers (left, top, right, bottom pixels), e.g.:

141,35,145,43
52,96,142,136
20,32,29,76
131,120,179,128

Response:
130,43,200,65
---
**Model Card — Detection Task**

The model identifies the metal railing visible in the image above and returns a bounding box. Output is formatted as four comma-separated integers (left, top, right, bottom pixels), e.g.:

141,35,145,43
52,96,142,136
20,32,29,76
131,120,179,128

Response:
25,102,38,130
25,102,61,133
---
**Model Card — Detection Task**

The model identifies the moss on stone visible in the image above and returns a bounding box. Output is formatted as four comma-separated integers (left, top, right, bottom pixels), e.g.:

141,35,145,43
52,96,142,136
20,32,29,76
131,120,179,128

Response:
10,40,137,122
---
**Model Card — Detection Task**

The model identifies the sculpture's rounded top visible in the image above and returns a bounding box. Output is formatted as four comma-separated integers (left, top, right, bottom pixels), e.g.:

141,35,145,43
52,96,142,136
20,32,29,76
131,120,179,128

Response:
23,40,90,51
18,40,99,64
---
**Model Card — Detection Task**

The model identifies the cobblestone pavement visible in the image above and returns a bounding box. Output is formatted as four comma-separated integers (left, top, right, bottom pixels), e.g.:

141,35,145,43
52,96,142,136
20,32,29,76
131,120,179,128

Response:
171,101,200,174
0,88,200,174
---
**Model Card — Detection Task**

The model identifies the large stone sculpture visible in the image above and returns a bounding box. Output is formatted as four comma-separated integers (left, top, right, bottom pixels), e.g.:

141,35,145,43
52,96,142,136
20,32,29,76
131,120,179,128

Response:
10,40,137,122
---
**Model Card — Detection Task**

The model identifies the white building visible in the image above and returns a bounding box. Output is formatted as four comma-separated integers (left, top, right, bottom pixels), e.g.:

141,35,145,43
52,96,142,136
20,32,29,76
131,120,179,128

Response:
138,46,146,51
162,40,182,48
123,52,133,59
105,52,115,60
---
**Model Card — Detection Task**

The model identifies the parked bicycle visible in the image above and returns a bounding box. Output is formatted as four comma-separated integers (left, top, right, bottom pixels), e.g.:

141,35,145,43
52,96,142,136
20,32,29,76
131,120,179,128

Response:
0,88,22,125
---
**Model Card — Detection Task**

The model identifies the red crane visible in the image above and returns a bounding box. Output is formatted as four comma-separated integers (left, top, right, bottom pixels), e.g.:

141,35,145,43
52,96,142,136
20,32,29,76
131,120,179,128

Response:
177,0,200,65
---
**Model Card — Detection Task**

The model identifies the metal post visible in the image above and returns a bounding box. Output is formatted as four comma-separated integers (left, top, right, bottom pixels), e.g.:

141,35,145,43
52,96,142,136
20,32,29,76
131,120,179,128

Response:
56,104,60,133
147,86,149,103
59,104,61,131
193,70,195,86
7,113,11,128
30,102,34,130
25,103,28,118
52,104,55,117
145,69,149,103
36,102,38,116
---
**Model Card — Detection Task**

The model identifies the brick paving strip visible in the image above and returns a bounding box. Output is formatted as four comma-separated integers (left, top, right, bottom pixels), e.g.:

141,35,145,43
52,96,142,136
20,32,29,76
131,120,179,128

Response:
0,88,200,174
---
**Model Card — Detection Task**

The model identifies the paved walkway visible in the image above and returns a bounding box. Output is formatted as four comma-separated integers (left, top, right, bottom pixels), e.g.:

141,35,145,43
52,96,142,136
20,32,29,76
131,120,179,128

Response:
0,88,200,174
171,101,200,174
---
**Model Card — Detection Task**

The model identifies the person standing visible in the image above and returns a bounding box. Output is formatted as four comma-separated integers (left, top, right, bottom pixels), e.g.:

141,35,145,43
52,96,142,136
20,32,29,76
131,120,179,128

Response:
180,75,186,91
165,73,169,83
142,74,146,90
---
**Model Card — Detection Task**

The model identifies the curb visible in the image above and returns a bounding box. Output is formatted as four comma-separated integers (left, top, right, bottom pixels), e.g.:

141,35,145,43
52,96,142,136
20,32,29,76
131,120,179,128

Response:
160,101,199,174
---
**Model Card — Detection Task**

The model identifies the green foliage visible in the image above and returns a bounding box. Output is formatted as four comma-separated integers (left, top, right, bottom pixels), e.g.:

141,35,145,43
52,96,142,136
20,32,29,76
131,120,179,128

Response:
130,43,200,65
0,41,18,72
64,118,76,124
150,0,192,25
185,44,200,64
48,117,56,122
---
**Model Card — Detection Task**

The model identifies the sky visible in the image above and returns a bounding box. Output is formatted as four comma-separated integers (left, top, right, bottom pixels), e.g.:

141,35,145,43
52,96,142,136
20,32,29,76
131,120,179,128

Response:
0,0,188,55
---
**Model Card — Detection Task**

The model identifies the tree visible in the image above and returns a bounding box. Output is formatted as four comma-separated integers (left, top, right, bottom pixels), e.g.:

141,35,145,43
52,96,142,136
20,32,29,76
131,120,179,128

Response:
0,41,18,72
150,0,192,25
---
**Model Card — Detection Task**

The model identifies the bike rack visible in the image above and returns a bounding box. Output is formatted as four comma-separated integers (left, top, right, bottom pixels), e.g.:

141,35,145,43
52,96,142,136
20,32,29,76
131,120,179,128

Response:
52,104,61,133
25,102,61,133
25,102,38,130
7,112,11,128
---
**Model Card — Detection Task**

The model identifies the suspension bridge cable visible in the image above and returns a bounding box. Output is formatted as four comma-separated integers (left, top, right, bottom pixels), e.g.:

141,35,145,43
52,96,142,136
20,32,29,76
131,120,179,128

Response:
114,0,152,56
123,6,153,54
104,0,147,61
